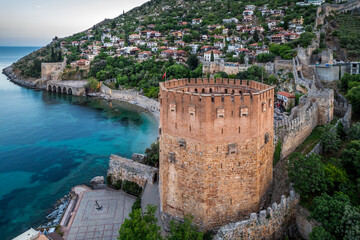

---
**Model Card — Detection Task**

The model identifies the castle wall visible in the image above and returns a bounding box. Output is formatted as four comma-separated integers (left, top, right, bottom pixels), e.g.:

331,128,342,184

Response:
107,154,158,188
41,61,66,81
214,187,300,240
275,101,319,159
159,78,274,230
274,59,293,72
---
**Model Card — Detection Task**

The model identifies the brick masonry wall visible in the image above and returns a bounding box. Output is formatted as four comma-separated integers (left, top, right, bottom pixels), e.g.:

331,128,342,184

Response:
214,186,300,240
159,78,274,230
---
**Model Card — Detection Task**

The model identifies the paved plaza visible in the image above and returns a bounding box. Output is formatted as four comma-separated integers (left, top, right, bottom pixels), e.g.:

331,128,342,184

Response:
65,189,136,240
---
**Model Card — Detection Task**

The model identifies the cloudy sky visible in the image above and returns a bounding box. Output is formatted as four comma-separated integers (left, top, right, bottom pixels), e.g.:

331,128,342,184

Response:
0,0,148,46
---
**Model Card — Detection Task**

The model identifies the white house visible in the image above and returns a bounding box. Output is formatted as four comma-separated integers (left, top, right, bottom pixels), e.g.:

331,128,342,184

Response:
223,18,239,24
204,50,222,62
192,18,202,25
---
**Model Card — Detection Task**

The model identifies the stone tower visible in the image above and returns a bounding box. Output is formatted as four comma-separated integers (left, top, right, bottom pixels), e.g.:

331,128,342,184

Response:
159,78,275,230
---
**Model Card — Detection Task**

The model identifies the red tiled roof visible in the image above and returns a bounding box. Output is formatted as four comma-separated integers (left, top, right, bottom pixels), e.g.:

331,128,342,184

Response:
277,91,295,98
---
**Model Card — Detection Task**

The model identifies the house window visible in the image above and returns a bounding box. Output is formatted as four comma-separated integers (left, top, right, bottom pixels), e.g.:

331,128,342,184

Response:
269,99,273,108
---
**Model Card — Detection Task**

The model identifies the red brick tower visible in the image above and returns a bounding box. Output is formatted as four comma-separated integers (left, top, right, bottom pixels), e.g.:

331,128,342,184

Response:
159,78,274,230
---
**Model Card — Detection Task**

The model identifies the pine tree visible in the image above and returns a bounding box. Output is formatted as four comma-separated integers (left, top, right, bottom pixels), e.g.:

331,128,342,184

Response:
210,51,214,61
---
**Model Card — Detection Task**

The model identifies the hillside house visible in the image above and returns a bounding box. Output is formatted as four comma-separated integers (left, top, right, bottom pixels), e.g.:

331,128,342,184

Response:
138,51,153,60
245,5,256,10
160,49,176,58
204,50,222,62
243,10,254,16
192,18,202,25
129,34,141,41
284,32,300,41
271,34,285,43
277,91,295,109
171,31,183,39
223,18,239,24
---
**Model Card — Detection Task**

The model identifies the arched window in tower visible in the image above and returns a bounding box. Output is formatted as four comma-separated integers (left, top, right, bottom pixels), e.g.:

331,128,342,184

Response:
225,89,228,94
195,88,198,93
202,88,205,93
210,88,213,93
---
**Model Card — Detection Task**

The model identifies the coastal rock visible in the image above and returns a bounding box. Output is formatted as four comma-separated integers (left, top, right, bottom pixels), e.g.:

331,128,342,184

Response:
90,176,105,189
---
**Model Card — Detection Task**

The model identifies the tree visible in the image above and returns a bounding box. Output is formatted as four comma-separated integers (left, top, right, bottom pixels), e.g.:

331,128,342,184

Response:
349,122,360,140
346,86,360,114
145,141,159,167
309,226,335,240
341,140,360,178
183,35,192,43
320,124,341,153
256,53,276,63
187,54,199,71
288,153,329,199
253,30,260,42
87,77,99,92
210,51,214,62
341,205,360,240
167,215,203,240
166,64,189,79
118,205,163,240
310,192,351,238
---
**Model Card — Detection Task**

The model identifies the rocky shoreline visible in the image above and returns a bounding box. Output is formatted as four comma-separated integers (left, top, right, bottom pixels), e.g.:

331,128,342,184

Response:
2,66,45,89
42,194,71,228
2,66,160,121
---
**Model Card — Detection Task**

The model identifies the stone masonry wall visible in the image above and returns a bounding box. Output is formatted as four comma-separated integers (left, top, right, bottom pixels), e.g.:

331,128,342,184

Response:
41,59,66,81
107,154,158,188
214,186,300,240
275,101,319,158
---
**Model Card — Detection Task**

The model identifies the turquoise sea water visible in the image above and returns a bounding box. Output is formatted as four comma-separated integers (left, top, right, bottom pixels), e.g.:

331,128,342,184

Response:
0,47,158,239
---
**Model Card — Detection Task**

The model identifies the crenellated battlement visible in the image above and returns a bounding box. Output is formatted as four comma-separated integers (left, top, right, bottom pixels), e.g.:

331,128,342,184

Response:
274,102,318,132
160,78,274,95
159,78,275,143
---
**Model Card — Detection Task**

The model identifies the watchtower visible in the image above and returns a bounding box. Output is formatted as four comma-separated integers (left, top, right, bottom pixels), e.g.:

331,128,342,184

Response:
159,78,274,230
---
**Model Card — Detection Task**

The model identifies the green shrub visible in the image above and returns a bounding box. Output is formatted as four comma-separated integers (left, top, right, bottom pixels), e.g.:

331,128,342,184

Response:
122,180,143,196
132,197,141,212
114,179,123,190
320,124,341,153
309,226,335,240
288,153,329,200
310,192,351,238
273,140,282,166
106,175,112,185
145,141,159,167
349,122,360,140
